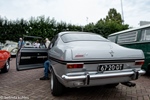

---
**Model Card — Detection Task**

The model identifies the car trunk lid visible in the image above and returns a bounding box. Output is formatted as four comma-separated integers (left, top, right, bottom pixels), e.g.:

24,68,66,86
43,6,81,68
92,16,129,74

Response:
71,42,144,60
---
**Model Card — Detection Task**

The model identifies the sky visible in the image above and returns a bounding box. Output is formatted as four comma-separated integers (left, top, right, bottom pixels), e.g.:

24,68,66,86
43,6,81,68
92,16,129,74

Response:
0,0,150,27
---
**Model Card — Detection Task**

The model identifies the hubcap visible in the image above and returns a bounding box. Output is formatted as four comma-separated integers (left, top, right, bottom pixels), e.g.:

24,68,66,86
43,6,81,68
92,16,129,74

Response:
51,72,53,90
6,61,10,70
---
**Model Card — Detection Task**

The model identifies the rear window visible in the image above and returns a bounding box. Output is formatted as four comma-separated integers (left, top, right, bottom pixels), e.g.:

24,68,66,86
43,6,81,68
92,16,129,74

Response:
61,33,109,43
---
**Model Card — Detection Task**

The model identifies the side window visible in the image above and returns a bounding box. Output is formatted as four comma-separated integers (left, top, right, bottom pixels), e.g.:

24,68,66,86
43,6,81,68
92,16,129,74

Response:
117,31,137,43
141,28,150,41
141,30,146,41
48,35,58,49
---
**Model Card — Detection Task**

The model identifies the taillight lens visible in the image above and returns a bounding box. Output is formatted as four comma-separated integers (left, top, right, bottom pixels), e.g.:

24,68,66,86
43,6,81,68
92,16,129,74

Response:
135,60,144,65
67,63,83,69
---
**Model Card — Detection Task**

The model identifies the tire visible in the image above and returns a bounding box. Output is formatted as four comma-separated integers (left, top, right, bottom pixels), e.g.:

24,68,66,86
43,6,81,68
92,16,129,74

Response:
106,83,119,88
51,69,64,96
145,65,150,76
1,60,10,73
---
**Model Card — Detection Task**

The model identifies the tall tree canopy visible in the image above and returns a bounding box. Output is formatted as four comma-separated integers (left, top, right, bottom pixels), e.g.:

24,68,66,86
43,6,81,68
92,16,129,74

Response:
105,8,123,24
84,8,129,37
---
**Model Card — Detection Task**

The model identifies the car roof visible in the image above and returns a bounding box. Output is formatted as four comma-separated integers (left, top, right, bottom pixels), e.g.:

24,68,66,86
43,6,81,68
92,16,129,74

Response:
109,24,150,36
58,31,98,36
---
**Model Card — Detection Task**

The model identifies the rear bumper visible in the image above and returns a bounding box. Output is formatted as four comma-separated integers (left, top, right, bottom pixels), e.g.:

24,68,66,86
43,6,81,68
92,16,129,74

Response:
61,70,145,87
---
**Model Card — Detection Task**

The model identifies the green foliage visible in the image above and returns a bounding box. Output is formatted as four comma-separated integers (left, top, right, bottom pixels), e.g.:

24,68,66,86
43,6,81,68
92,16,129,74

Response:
84,8,129,38
106,8,123,24
0,8,129,42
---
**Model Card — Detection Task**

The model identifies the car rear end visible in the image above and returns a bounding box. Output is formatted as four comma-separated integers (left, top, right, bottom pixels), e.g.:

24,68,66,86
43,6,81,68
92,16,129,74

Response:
59,42,145,88
61,59,145,87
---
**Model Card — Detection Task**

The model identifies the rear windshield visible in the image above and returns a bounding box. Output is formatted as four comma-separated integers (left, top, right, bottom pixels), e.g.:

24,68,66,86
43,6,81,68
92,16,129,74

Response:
61,33,109,43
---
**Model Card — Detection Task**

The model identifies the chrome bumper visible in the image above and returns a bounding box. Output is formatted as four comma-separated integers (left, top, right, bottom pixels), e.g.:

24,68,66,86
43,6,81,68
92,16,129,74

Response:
62,70,146,81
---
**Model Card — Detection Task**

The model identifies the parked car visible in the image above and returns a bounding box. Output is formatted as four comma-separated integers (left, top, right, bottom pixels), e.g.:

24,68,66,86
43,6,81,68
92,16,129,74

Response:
1,42,18,57
0,42,4,50
16,31,146,96
0,50,10,73
0,45,4,50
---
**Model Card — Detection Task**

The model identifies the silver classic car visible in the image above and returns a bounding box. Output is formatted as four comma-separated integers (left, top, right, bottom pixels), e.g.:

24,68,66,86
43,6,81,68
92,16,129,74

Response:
16,31,145,96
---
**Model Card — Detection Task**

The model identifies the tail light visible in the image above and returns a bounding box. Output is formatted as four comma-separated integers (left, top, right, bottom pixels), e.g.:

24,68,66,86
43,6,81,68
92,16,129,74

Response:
67,63,83,69
135,60,144,65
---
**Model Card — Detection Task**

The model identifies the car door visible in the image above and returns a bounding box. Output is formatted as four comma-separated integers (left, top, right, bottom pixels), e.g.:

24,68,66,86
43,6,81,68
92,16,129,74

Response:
16,36,48,71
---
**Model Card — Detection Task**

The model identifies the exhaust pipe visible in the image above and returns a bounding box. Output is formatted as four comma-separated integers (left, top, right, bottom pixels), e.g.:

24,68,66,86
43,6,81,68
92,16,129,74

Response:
121,82,136,87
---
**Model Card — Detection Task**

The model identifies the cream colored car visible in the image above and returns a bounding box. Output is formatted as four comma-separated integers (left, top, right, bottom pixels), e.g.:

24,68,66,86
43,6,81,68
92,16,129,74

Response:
1,42,18,56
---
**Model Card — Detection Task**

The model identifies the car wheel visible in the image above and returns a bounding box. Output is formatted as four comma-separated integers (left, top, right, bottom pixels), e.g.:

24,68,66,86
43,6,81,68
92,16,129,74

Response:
51,69,64,96
106,83,119,88
1,60,10,73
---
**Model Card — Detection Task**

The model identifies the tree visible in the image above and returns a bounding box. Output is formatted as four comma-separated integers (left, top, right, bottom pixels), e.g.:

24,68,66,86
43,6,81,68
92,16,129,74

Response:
84,8,129,37
105,8,123,24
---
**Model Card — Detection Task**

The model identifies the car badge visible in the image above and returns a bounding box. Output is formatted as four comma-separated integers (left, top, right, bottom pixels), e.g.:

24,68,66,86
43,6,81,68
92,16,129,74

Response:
109,50,114,57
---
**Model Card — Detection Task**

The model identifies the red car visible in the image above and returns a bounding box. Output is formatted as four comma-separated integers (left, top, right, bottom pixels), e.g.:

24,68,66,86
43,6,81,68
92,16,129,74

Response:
0,50,10,73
